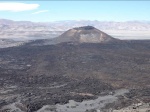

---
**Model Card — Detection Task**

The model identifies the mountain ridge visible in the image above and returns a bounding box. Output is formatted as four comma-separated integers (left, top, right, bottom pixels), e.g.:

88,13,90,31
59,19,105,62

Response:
1,19,150,31
56,26,119,43
1,19,150,40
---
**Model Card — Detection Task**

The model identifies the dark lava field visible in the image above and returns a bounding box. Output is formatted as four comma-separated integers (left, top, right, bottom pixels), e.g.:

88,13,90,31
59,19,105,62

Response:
0,39,150,111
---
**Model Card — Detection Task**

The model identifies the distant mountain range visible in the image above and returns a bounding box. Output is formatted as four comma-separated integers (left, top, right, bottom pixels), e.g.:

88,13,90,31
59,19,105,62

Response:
1,19,150,31
0,19,150,40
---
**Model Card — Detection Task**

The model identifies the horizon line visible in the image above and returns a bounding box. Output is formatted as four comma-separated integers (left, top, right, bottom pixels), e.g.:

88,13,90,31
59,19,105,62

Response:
0,18,150,23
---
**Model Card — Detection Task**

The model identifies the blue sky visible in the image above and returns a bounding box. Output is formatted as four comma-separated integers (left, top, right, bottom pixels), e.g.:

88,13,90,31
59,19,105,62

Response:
0,1,150,22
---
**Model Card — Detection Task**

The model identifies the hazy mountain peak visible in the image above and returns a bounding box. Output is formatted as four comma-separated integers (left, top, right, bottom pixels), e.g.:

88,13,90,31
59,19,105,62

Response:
57,26,118,43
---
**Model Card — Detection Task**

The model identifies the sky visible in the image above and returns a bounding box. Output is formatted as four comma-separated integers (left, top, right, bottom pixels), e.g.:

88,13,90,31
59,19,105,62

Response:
0,1,150,22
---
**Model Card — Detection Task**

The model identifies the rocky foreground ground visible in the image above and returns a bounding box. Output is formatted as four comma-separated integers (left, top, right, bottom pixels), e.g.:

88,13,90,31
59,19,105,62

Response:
0,39,150,111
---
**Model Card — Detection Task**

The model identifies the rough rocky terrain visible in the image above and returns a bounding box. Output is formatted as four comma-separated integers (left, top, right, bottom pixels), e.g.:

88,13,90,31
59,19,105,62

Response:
0,39,28,48
0,26,150,111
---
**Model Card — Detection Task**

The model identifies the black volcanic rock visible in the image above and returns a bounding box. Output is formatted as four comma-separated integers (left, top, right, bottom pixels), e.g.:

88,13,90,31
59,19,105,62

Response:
1,38,150,111
74,26,95,30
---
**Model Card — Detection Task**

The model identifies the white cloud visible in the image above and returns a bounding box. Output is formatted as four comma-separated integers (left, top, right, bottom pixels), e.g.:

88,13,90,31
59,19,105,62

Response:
0,2,39,12
32,10,49,14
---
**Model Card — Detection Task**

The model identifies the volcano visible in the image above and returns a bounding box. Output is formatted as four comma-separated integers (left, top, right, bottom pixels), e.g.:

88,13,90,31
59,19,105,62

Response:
56,26,119,43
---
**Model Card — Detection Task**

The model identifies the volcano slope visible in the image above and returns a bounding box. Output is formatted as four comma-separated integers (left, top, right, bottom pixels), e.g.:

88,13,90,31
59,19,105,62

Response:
0,26,150,111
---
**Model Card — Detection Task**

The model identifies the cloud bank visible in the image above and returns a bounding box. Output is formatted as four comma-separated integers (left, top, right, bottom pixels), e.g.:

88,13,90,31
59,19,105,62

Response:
32,10,49,14
0,2,39,12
